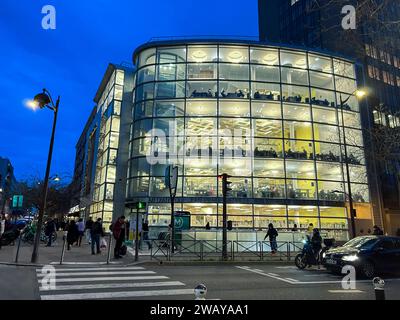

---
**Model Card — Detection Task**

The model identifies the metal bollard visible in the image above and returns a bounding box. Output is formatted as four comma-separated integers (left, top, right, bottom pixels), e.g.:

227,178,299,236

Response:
194,284,207,300
373,277,385,300
106,233,112,264
14,233,23,263
60,231,67,265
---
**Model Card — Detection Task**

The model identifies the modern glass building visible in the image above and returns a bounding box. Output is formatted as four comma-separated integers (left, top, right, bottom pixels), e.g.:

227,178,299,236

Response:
126,40,373,240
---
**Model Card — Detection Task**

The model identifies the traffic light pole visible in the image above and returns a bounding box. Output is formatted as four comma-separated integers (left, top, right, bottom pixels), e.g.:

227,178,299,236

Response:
221,173,230,261
135,206,139,262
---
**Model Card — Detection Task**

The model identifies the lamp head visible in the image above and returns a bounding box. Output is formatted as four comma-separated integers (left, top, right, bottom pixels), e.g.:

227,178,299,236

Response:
33,91,51,109
355,90,367,99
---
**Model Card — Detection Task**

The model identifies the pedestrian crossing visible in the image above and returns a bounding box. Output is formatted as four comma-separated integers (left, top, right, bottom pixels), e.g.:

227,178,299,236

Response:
36,266,194,300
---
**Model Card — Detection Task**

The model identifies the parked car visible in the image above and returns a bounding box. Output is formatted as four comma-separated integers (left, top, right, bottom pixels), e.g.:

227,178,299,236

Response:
323,235,400,278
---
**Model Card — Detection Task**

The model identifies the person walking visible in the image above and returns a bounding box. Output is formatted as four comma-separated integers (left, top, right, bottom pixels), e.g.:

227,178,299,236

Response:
90,218,103,255
142,220,152,250
45,218,56,247
66,220,79,250
85,217,93,244
76,218,85,246
264,223,278,254
112,216,126,259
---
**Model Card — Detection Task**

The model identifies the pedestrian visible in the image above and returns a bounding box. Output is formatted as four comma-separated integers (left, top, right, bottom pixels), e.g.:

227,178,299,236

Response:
90,218,104,255
205,222,211,230
264,223,278,254
85,216,93,244
311,228,322,267
112,216,126,259
76,218,85,246
66,220,79,250
372,225,384,235
142,220,152,250
291,224,298,232
44,218,56,247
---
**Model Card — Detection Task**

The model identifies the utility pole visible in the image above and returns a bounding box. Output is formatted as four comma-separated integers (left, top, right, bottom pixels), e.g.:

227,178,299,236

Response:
219,173,232,260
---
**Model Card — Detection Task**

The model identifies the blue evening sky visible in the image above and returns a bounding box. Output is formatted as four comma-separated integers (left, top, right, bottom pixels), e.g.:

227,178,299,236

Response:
0,0,258,181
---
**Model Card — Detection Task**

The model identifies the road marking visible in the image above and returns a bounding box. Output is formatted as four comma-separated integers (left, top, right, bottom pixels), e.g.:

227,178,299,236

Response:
285,278,299,282
36,267,144,272
267,273,279,277
39,281,185,292
236,266,293,284
37,271,155,277
328,290,364,293
40,288,194,300
50,276,169,283
253,269,264,272
50,262,122,265
275,266,297,269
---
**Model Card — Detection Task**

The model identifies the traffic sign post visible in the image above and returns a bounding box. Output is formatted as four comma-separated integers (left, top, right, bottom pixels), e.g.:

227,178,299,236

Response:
134,201,146,261
165,165,178,253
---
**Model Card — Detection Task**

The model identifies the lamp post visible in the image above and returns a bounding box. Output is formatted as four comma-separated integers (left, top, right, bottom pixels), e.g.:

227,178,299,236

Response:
29,89,60,263
338,89,366,239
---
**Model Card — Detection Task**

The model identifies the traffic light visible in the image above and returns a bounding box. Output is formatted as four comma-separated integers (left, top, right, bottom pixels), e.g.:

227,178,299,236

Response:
219,173,232,197
136,201,146,210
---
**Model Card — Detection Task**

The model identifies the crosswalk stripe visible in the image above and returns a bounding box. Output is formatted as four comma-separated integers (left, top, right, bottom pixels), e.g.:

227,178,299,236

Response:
328,290,364,293
39,281,185,292
36,267,144,272
40,288,194,300
37,271,155,277
50,276,169,283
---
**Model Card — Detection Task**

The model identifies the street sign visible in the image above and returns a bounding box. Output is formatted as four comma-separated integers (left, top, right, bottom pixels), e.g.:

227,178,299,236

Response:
12,195,23,208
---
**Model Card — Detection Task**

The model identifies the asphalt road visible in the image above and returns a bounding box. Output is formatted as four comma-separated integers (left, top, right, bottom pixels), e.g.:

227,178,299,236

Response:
1,262,399,300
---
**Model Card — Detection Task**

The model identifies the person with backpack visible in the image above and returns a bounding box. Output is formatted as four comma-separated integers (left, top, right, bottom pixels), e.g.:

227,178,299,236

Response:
112,216,126,259
90,218,104,255
264,223,278,254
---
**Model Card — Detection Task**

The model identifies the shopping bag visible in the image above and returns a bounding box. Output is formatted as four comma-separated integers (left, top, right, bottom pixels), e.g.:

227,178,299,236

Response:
100,237,107,249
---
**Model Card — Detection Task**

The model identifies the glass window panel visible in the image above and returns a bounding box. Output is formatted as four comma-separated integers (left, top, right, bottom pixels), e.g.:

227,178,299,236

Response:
128,157,150,178
337,94,359,112
111,117,120,132
341,111,361,128
219,204,252,217
147,214,170,227
219,81,250,99
333,59,355,78
308,54,332,73
156,81,185,99
187,46,218,63
316,162,343,181
132,138,151,157
116,70,124,85
284,121,313,140
127,177,149,196
284,140,313,160
219,101,250,117
186,100,217,116
251,101,282,119
317,182,345,201
187,81,217,98
154,100,185,117
320,218,348,230
136,83,154,102
139,48,156,67
254,204,286,215
285,160,316,179
252,82,281,101
109,132,119,148
109,149,117,165
137,65,155,84
309,71,334,90
184,157,217,175
150,176,169,197
134,101,153,119
219,63,249,80
281,85,309,104
283,104,311,121
253,178,286,198
251,65,280,82
114,101,121,116
218,178,251,198
319,207,347,217
187,63,217,79
288,205,318,217
157,64,185,81
190,215,218,228
219,158,252,176
184,177,217,197
280,50,307,69
347,183,369,203
310,88,336,107
314,142,341,162
313,123,339,143
158,47,186,63
253,159,285,177
346,146,365,165
254,138,284,158
219,46,249,63
335,76,357,93
186,117,217,135
153,118,184,136
250,48,279,65
344,128,363,146
286,179,317,199
105,184,114,200
254,119,282,138
281,67,309,85
312,107,337,125
254,216,287,229
219,118,250,131
347,165,368,183
133,119,152,138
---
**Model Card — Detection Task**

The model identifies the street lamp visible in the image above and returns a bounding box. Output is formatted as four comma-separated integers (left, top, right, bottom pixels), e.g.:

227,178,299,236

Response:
338,89,367,239
29,89,60,263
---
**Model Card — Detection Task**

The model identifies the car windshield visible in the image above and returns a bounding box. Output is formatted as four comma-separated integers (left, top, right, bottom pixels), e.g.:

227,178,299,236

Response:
343,237,379,249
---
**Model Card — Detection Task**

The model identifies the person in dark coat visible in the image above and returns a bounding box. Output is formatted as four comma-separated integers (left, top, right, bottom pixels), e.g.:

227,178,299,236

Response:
112,216,126,259
372,225,384,235
264,223,278,253
90,218,104,255
45,218,56,247
66,220,79,250
311,228,322,264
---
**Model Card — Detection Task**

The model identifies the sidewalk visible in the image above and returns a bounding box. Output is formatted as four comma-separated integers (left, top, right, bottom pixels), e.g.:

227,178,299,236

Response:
0,233,151,266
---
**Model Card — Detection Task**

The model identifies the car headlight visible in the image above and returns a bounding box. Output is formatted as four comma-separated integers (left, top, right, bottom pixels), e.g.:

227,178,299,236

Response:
322,252,326,258
342,254,359,262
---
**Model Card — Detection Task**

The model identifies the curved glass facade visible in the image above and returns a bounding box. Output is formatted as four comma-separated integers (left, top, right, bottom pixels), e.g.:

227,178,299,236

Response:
127,42,372,240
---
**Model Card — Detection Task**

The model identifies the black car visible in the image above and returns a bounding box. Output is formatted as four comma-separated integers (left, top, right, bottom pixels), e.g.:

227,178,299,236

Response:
323,235,400,278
